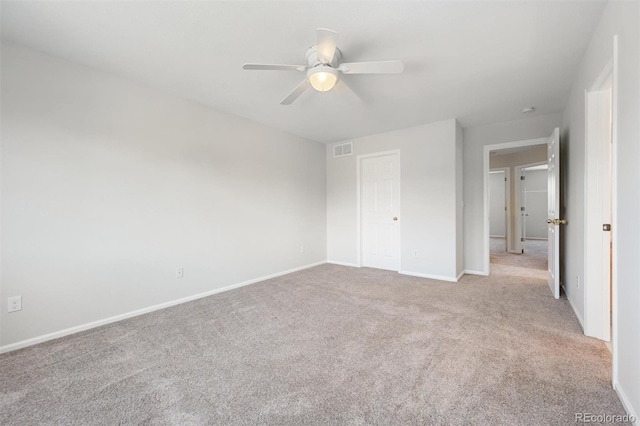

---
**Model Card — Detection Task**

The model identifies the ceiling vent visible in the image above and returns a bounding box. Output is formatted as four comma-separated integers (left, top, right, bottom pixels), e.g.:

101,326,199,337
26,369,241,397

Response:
333,142,353,158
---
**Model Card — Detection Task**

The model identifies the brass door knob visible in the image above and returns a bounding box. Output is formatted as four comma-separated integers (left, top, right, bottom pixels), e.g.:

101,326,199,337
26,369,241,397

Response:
393,217,398,221
547,219,567,225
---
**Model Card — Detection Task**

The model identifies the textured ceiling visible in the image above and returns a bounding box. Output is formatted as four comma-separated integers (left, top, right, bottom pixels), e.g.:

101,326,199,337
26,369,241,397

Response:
1,1,606,143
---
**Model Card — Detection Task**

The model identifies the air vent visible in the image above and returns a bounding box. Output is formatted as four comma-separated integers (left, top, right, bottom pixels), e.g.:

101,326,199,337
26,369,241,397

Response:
333,142,353,158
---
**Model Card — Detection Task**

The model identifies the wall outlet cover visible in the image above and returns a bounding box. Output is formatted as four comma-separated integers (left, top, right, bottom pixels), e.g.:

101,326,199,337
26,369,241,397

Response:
8,296,22,313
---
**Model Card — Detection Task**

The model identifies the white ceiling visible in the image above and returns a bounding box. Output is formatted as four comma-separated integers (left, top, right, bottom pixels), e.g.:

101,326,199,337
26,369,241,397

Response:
1,1,606,143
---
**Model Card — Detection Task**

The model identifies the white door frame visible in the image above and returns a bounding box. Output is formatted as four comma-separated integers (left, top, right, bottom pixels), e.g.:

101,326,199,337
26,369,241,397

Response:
610,35,619,389
356,150,401,268
514,161,548,254
489,168,510,251
483,138,546,275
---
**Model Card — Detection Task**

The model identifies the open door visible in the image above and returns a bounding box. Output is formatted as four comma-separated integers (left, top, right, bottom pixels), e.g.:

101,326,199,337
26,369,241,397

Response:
547,128,563,299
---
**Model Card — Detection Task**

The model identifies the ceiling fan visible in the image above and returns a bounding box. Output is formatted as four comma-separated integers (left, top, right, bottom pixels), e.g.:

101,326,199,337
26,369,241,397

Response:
243,28,404,105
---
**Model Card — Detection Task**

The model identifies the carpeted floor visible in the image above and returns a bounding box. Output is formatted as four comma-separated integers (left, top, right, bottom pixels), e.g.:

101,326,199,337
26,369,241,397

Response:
490,237,548,272
0,259,625,425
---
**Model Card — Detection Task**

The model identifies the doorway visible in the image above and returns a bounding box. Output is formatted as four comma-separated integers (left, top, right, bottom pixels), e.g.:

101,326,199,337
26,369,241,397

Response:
489,161,548,273
484,131,560,299
483,127,566,299
485,140,547,274
358,151,401,271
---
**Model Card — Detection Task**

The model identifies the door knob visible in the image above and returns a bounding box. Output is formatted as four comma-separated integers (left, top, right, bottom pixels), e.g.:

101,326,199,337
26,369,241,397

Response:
547,219,567,225
393,217,398,221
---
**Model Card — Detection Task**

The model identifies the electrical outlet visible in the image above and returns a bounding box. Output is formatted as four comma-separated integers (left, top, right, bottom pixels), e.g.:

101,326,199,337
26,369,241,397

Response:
176,267,184,279
300,245,304,253
8,296,22,313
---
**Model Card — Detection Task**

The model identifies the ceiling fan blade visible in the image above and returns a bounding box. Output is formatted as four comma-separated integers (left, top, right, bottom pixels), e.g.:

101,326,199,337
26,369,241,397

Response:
339,60,404,74
243,64,306,71
334,79,361,103
317,28,339,64
280,80,311,105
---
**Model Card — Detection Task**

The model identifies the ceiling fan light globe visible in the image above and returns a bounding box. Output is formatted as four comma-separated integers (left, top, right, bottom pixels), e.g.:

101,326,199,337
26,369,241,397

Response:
308,67,338,92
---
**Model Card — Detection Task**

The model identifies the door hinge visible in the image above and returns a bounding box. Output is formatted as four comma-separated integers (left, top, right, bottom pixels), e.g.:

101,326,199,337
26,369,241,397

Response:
603,224,611,231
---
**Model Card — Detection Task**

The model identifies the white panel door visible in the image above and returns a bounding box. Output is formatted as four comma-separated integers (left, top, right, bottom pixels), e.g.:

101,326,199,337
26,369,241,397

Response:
597,89,612,341
547,128,561,299
361,154,400,271
586,88,613,340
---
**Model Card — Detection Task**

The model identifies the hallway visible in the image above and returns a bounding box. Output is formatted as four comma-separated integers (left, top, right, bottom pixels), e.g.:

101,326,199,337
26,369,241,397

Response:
490,237,548,272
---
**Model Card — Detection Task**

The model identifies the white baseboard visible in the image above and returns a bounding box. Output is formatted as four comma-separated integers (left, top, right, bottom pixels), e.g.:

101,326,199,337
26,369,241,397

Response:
614,381,639,425
456,270,465,281
565,290,585,330
489,235,505,238
0,260,327,354
326,260,360,268
464,269,489,276
398,270,458,282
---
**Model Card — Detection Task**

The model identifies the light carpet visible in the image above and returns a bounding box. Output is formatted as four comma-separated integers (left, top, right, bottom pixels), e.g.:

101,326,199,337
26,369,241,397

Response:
0,260,625,425
490,237,548,272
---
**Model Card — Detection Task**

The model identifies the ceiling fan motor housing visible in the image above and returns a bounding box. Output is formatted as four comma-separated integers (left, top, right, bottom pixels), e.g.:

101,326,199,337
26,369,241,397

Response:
305,45,342,68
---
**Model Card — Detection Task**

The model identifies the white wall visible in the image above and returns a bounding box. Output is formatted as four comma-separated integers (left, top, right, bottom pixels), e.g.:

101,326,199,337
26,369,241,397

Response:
463,113,561,272
326,119,462,281
0,42,327,347
560,0,639,418
489,172,506,237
